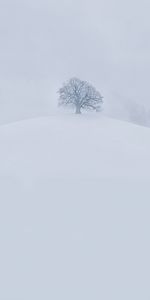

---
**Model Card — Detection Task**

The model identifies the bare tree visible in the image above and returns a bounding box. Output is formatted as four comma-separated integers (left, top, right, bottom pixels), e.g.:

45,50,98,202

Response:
58,78,103,114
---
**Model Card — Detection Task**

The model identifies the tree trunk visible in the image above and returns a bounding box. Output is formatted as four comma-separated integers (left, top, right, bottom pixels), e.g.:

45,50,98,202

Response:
75,105,81,114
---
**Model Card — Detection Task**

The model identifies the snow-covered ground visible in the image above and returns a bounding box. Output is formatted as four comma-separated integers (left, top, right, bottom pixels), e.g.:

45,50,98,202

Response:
0,115,150,299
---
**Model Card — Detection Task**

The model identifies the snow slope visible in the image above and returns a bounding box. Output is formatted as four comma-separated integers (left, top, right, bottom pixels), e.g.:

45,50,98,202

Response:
0,115,150,300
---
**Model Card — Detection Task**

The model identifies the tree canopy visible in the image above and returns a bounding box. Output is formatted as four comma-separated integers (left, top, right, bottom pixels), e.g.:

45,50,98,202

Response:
58,78,103,114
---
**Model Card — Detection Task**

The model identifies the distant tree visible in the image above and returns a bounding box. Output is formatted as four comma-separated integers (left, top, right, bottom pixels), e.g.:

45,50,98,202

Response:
129,102,148,126
58,77,103,114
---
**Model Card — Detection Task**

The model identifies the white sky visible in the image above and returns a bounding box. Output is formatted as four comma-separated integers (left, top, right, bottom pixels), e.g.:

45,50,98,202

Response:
0,0,150,122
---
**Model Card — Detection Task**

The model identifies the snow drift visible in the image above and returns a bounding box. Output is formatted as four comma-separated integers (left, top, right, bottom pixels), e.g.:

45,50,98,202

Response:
0,115,150,300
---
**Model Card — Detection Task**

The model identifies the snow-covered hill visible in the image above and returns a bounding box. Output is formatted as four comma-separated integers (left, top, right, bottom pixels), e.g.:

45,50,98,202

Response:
0,115,150,300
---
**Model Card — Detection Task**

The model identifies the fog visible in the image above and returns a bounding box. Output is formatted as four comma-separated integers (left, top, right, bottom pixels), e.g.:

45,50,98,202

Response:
0,0,150,124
